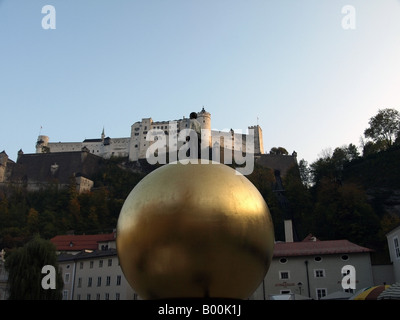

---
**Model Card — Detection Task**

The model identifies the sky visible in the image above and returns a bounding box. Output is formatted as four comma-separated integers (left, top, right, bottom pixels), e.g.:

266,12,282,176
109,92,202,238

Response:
1,0,400,164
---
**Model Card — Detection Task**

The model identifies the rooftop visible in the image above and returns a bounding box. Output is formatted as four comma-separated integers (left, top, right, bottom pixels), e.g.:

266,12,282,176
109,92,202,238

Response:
51,231,116,251
58,249,118,262
273,235,373,257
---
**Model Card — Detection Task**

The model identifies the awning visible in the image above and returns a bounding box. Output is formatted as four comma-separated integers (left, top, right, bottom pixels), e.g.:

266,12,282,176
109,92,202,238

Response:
350,285,390,300
378,282,400,300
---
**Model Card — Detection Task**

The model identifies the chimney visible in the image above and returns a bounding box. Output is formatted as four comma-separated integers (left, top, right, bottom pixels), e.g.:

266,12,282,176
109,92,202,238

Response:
284,219,294,242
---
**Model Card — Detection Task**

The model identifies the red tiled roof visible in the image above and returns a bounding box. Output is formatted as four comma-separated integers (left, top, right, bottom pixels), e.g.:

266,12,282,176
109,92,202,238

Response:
273,239,372,257
51,232,116,251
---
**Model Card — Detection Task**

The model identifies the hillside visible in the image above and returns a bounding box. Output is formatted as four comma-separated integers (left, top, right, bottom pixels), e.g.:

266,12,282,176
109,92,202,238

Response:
1,148,399,264
343,146,400,217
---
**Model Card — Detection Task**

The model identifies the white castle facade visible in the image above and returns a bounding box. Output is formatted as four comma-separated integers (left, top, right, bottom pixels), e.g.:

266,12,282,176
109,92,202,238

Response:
35,108,264,163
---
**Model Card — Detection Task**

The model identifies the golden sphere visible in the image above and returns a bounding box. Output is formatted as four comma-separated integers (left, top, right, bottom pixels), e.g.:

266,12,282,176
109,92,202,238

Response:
116,161,274,299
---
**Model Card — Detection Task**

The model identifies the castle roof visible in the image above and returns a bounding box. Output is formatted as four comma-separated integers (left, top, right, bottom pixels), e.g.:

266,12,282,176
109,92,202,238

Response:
83,138,102,143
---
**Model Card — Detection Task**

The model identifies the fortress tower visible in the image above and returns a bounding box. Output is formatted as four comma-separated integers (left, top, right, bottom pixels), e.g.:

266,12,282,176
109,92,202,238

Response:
249,125,264,155
36,135,49,153
0,151,8,183
197,107,211,131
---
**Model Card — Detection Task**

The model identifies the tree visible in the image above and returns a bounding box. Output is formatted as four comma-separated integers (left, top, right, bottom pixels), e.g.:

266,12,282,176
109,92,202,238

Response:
364,108,400,150
310,144,360,185
5,235,63,299
298,159,312,187
311,180,380,245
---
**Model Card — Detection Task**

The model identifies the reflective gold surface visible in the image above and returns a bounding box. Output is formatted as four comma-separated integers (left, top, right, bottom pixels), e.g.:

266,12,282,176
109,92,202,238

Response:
116,161,274,299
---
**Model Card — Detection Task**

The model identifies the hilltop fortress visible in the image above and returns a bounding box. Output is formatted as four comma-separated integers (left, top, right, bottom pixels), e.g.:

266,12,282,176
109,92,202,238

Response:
1,108,298,193
35,108,264,163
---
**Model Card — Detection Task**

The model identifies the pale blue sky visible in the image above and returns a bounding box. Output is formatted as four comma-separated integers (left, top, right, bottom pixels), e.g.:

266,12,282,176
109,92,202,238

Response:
1,0,400,163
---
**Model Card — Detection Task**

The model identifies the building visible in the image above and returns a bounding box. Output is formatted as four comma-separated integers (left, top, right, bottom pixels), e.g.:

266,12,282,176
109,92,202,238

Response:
250,234,374,300
58,249,137,300
0,150,103,193
51,232,118,255
35,108,265,162
52,232,139,300
386,224,400,283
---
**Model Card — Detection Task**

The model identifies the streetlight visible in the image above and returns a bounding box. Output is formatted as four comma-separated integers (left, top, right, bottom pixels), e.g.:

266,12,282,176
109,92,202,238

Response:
297,282,303,295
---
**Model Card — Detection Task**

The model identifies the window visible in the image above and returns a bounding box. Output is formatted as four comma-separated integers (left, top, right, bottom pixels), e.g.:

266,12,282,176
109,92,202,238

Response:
63,290,68,300
77,277,82,288
88,277,92,287
97,277,102,287
108,259,112,267
99,260,103,267
106,276,111,286
116,293,120,300
80,262,84,269
64,273,70,283
90,261,94,269
279,258,288,264
116,275,121,286
314,269,325,278
394,237,400,259
96,293,101,300
87,294,91,300
341,255,349,261
105,293,110,300
77,294,81,300
316,288,327,300
314,256,322,262
279,271,290,280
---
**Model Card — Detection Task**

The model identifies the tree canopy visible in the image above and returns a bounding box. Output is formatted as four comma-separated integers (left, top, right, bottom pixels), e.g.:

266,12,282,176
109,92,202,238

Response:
5,235,63,299
364,108,400,151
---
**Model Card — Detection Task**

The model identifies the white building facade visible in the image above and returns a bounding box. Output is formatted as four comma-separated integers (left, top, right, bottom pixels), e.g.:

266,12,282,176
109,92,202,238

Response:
35,108,264,162
250,236,374,300
58,249,138,300
386,224,400,283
